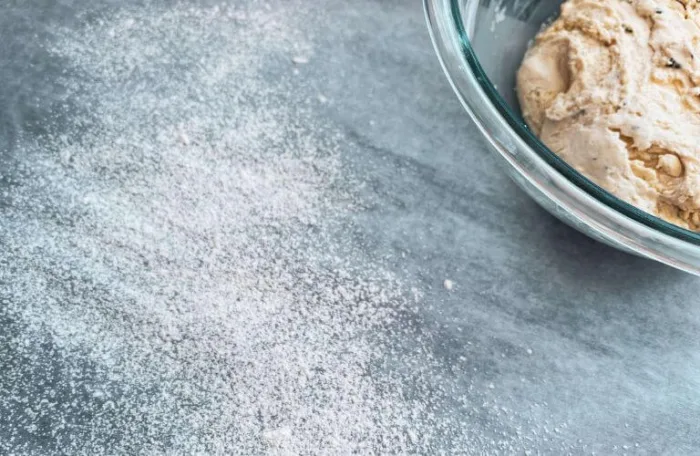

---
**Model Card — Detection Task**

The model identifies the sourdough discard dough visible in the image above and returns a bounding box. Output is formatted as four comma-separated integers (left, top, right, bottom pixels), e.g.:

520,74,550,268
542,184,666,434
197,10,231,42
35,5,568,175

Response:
517,0,700,230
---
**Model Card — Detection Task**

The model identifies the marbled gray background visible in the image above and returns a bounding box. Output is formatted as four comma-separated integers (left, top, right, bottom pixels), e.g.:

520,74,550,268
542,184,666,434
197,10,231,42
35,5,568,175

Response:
2,0,700,454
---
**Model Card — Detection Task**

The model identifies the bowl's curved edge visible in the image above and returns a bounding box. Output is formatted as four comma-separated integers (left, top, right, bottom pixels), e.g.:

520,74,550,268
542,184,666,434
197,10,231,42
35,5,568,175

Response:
423,0,700,276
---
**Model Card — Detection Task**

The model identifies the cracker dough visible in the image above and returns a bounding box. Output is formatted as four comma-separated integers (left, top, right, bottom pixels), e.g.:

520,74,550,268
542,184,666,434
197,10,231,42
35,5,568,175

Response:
517,0,700,230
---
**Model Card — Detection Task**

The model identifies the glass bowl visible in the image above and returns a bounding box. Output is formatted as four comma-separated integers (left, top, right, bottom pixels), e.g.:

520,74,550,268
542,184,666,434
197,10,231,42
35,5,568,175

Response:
424,0,700,276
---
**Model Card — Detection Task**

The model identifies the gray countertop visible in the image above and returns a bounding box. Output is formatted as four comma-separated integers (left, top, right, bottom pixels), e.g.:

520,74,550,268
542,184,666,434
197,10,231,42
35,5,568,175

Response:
2,0,700,454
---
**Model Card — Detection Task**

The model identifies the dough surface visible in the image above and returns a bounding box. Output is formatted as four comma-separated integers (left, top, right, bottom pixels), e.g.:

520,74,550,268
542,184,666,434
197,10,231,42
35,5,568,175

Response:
517,0,700,230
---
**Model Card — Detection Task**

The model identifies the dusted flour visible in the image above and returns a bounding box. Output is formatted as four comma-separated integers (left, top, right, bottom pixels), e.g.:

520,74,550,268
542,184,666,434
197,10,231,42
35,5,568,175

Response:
1,2,444,454
0,1,576,454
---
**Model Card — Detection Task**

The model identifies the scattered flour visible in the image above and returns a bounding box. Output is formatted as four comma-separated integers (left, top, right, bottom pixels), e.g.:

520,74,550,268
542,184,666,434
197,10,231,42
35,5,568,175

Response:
0,2,448,454
0,1,583,454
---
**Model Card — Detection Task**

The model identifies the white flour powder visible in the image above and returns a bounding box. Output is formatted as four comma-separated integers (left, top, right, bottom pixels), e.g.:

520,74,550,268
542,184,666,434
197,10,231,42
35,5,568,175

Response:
0,2,455,454
0,1,576,454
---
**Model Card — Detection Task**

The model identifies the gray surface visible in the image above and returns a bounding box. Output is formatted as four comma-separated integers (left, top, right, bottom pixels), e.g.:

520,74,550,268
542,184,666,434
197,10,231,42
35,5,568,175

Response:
2,0,700,454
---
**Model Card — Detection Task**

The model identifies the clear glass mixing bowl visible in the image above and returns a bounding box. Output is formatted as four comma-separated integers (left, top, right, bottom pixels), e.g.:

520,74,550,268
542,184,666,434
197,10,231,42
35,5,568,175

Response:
424,0,700,276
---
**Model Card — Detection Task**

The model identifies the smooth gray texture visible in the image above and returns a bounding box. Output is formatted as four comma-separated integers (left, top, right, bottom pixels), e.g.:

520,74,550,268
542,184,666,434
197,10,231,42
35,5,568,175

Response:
1,0,700,454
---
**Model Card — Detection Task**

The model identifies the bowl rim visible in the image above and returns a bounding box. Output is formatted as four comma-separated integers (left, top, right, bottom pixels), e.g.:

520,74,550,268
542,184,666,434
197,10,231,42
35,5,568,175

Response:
444,0,700,245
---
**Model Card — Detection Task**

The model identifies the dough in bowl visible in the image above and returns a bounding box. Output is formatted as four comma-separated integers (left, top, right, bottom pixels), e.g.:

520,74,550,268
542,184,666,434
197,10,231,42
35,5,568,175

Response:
517,0,700,230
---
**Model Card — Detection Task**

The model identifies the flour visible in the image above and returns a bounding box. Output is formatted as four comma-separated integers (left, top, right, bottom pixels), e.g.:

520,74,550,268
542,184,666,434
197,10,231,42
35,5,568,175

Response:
0,1,579,454
0,2,440,454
